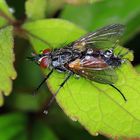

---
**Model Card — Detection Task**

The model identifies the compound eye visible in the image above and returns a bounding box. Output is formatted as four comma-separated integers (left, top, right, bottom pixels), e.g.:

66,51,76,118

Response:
40,57,49,68
42,49,51,54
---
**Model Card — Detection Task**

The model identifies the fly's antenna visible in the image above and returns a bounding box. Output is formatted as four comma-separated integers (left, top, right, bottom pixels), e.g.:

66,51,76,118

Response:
109,84,127,102
26,56,39,64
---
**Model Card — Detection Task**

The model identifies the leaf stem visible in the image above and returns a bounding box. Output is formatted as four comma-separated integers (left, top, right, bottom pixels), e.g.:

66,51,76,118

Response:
0,10,15,25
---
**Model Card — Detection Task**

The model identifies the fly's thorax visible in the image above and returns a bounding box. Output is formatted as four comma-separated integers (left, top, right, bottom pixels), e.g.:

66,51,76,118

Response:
51,51,71,67
51,48,81,68
50,49,73,72
73,41,87,52
86,48,94,55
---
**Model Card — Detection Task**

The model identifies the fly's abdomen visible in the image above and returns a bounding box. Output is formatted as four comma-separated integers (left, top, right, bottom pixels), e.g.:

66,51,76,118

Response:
105,58,122,67
100,49,124,68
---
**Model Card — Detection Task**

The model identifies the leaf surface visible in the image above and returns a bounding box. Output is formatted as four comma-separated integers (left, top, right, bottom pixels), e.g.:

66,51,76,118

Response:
0,26,16,106
61,0,140,43
64,0,99,5
25,0,47,21
0,0,15,27
23,19,140,137
0,113,27,140
23,19,85,52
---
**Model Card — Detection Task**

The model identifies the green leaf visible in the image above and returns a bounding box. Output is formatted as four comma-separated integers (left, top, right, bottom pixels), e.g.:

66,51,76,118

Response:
6,47,49,111
0,113,58,140
0,0,15,19
0,0,15,27
25,0,47,21
46,0,64,17
64,0,99,5
135,65,140,73
61,0,140,43
22,19,85,52
0,26,17,106
0,17,8,28
0,113,27,140
31,121,58,140
47,63,140,138
22,19,140,137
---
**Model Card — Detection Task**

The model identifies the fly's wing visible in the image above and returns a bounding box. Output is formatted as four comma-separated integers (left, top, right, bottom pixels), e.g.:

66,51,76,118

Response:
69,57,118,85
72,24,124,50
81,68,118,84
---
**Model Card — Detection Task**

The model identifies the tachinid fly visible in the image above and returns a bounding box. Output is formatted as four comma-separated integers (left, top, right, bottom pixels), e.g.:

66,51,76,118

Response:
28,24,131,114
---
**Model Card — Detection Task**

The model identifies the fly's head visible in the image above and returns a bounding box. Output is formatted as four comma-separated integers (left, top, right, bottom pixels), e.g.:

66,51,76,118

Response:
28,49,52,69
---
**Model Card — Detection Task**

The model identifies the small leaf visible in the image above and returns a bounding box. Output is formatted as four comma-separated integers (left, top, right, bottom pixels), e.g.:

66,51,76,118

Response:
0,0,15,27
0,0,15,19
7,47,49,111
0,113,58,140
22,19,85,52
135,65,140,73
64,0,99,5
0,26,17,106
23,19,140,137
0,113,27,140
0,17,8,28
46,0,67,18
61,0,140,43
25,0,47,21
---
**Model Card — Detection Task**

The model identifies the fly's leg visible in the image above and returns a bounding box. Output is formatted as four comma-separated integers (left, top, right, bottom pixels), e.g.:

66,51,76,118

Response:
117,50,123,56
112,40,119,51
119,50,132,58
33,69,53,95
43,72,73,115
109,84,127,102
117,48,132,58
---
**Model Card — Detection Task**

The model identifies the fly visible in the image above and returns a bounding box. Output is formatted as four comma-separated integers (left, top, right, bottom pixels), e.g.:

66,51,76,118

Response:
28,24,131,114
